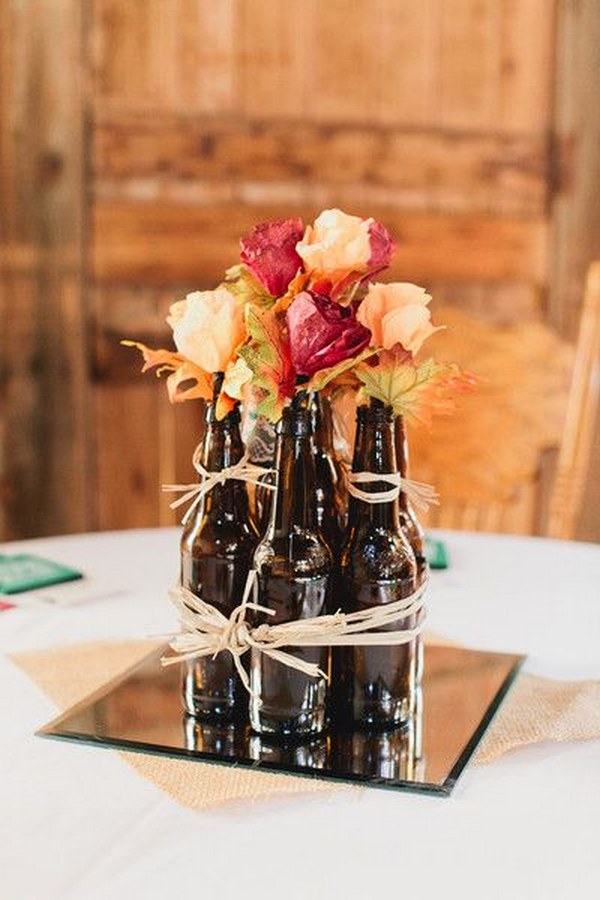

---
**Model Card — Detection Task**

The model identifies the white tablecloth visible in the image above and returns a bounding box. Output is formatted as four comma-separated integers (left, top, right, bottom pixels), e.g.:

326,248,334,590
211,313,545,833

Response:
1,528,599,900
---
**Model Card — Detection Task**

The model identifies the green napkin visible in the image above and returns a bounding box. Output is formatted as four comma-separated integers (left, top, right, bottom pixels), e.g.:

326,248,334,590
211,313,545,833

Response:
425,538,449,570
0,554,83,595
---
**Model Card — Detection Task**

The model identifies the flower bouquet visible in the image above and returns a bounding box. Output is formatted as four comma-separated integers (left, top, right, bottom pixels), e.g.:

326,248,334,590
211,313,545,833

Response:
124,208,473,740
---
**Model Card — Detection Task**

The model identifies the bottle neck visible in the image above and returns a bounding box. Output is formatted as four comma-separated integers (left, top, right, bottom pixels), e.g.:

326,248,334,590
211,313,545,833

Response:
199,402,250,520
202,407,245,470
309,391,334,456
349,399,401,530
394,416,409,512
269,400,319,536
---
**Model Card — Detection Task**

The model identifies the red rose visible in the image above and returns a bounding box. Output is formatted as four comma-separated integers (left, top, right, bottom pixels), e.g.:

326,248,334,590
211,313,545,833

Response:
240,217,304,298
286,291,371,377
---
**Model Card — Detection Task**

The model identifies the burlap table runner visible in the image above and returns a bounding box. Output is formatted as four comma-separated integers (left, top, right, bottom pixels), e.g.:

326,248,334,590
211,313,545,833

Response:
12,640,600,810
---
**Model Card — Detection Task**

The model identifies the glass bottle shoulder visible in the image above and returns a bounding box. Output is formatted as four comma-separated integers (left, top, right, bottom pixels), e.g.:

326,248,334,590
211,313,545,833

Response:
181,502,258,560
253,526,332,579
341,520,416,582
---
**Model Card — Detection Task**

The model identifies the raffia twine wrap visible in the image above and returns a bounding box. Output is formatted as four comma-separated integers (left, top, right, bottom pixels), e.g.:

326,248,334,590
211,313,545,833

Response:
347,471,439,513
162,571,427,702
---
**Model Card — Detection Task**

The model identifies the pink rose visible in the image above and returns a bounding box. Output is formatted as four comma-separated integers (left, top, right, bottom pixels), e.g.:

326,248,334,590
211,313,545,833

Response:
357,282,443,355
240,217,304,298
286,291,371,377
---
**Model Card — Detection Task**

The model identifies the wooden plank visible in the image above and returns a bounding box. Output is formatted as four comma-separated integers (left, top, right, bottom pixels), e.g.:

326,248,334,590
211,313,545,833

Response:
95,383,161,529
0,272,45,539
92,116,550,215
375,0,439,127
91,0,237,114
91,200,548,285
439,0,500,130
239,0,314,118
311,0,378,122
498,0,556,133
91,0,157,106
175,0,238,114
0,0,89,539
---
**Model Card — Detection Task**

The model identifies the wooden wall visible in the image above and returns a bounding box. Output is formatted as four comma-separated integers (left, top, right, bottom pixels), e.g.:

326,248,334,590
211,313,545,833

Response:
1,0,599,540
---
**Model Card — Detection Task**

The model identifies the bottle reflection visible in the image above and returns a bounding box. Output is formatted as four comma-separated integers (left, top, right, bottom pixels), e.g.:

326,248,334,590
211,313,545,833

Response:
339,721,415,780
184,714,241,756
248,734,329,770
413,682,426,781
334,684,425,782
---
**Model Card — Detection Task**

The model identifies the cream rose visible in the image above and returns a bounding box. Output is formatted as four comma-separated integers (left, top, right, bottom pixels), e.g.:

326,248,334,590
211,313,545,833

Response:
167,288,245,373
296,208,372,277
357,282,442,354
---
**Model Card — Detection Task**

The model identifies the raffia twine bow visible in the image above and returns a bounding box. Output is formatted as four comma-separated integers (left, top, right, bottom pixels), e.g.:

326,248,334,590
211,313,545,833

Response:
162,446,276,525
162,570,428,704
348,471,439,513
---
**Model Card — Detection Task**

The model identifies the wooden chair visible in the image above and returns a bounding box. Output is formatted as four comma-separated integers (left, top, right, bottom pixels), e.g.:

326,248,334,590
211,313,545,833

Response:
546,264,600,539
408,263,600,538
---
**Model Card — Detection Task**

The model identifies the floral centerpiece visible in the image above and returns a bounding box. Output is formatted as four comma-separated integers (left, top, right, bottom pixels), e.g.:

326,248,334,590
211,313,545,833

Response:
124,208,474,739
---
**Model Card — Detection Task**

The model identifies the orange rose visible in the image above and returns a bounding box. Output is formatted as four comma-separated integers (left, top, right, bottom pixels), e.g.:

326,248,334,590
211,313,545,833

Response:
296,208,372,278
357,282,443,354
167,288,245,373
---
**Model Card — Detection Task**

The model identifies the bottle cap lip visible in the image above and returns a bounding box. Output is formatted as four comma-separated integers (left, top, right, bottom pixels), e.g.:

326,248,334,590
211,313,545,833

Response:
205,402,241,426
357,400,394,423
278,405,311,437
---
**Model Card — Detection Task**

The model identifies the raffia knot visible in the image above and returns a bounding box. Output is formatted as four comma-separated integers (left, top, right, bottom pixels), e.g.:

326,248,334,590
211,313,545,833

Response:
162,447,277,525
162,570,428,704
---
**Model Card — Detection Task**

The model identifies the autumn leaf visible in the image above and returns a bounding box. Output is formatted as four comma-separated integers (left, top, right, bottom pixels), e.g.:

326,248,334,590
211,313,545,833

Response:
220,264,274,309
237,306,295,422
222,356,252,400
303,344,377,393
215,391,238,420
121,340,212,404
355,349,475,426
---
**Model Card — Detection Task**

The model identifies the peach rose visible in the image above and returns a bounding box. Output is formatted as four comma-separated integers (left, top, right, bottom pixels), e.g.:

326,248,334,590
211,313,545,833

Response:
167,288,245,373
357,282,443,354
296,208,372,277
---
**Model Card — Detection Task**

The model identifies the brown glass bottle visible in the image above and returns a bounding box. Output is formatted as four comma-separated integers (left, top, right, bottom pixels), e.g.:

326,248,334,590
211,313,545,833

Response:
395,416,427,692
250,397,333,738
395,416,428,582
309,391,342,554
338,399,418,730
181,393,258,721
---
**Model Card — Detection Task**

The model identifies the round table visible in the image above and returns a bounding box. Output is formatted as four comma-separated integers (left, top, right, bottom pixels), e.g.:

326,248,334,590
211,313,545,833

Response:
1,528,599,900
